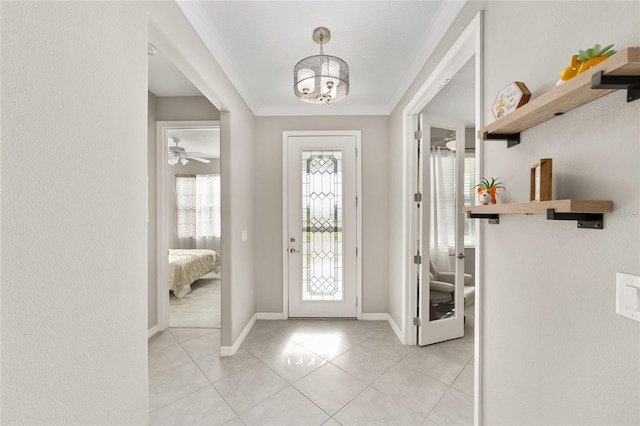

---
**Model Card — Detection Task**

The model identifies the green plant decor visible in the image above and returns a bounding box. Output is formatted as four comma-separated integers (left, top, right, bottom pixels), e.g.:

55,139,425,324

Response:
475,177,505,191
577,43,617,61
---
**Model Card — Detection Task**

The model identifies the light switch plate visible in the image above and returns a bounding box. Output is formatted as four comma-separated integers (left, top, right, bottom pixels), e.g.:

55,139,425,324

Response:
616,272,640,322
242,230,248,242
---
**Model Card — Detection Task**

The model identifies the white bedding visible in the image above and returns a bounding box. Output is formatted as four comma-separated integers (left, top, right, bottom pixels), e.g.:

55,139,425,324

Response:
168,249,221,298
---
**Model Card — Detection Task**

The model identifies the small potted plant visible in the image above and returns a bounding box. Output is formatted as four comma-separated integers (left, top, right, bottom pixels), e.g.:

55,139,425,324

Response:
576,43,617,74
475,177,505,205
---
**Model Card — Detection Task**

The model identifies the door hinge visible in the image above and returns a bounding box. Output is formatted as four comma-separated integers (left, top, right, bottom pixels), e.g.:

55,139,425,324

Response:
414,255,422,264
356,196,358,207
414,192,422,202
356,147,358,157
413,317,422,326
356,247,358,256
414,130,423,140
356,297,359,307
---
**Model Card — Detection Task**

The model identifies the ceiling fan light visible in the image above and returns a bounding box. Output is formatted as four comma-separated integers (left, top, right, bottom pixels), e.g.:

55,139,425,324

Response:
445,140,457,151
180,157,189,166
168,156,179,166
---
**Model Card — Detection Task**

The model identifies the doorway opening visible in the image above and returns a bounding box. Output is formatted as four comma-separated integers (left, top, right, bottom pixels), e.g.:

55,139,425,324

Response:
156,121,222,330
401,11,483,423
148,28,224,333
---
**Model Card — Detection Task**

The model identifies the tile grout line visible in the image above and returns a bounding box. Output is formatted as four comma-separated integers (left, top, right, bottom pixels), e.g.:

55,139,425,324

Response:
148,341,193,379
149,329,223,416
148,380,212,415
188,345,246,423
150,329,241,420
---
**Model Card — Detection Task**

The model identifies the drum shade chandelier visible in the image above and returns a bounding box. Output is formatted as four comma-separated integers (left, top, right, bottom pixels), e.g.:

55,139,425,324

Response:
294,27,349,104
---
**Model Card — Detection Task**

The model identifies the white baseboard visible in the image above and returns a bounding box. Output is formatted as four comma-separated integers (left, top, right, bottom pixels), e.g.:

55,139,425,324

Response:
362,313,404,344
256,312,285,320
148,325,159,339
220,313,257,357
362,313,389,321
387,314,404,343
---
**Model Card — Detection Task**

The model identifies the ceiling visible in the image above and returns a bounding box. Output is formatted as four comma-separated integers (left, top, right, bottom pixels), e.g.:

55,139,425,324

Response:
172,0,466,116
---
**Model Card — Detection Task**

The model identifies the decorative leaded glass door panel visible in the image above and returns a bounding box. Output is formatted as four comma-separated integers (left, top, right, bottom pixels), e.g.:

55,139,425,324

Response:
286,135,357,318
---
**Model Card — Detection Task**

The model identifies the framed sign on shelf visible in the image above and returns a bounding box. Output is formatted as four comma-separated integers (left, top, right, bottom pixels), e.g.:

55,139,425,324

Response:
492,81,531,120
530,158,553,201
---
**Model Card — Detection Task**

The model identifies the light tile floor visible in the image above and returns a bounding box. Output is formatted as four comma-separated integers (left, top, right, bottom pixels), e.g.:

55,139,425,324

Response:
170,277,221,328
148,308,474,425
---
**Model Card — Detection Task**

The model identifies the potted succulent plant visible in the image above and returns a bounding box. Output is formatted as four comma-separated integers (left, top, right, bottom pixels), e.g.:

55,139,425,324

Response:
475,177,505,205
577,43,617,73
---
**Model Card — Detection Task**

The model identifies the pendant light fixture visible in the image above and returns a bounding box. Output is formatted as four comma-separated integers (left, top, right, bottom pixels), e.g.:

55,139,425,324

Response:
294,27,349,104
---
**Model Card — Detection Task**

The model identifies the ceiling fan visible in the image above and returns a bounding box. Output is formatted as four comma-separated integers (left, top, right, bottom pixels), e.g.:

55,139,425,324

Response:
430,134,457,151
168,137,211,165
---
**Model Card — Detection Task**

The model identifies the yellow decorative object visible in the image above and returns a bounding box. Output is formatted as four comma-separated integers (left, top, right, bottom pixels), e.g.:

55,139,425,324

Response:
558,43,617,84
577,55,609,74
559,55,581,82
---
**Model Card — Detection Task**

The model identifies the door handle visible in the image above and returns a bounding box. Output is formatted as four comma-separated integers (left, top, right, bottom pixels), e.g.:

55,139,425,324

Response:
449,253,465,259
290,248,300,253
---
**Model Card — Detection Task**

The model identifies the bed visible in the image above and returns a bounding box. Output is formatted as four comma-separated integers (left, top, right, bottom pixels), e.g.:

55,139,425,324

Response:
169,249,221,298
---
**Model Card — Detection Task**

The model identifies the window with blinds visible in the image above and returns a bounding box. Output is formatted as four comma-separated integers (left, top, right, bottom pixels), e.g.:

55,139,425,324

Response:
176,174,221,239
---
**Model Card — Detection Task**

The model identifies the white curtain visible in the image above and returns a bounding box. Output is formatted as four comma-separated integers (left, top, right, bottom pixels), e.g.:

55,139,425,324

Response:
175,174,221,251
430,147,455,272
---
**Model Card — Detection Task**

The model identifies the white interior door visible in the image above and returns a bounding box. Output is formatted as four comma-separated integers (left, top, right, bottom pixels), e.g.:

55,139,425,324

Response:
417,114,465,345
285,134,358,318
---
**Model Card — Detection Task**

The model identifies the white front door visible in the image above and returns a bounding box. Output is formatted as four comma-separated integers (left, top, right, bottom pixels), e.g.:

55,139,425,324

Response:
284,133,358,318
417,114,465,345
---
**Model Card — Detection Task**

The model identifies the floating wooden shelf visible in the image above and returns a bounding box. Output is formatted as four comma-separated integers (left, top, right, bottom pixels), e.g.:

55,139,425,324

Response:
465,200,612,215
465,200,613,229
479,47,640,147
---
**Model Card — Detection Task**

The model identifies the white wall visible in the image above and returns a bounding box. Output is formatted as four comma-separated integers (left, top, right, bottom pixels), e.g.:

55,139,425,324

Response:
156,96,221,121
389,1,639,423
1,2,148,423
481,2,639,424
2,1,258,421
254,116,390,314
221,109,256,343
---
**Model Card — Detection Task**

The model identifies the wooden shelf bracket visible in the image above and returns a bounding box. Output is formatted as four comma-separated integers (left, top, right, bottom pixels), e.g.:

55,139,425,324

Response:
482,131,521,148
591,71,640,103
546,208,604,229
